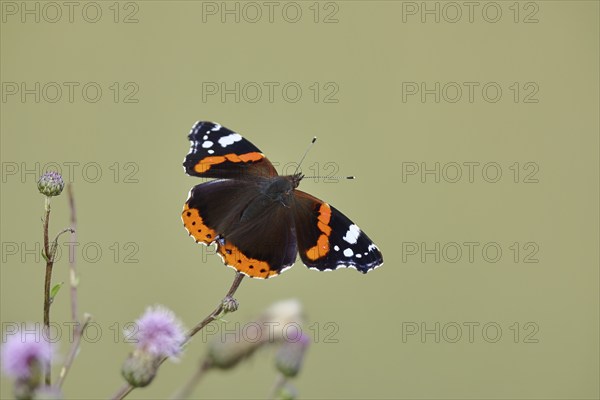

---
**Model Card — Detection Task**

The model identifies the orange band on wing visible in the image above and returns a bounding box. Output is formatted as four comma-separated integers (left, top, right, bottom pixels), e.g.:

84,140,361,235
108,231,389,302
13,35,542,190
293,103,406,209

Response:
182,204,218,244
306,203,332,261
194,152,264,173
218,241,278,279
306,234,330,261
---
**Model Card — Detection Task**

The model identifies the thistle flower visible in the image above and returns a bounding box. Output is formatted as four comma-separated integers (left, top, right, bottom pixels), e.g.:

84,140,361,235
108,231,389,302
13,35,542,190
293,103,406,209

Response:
131,305,186,358
121,305,186,387
275,333,310,378
1,332,55,399
37,172,64,197
1,333,54,380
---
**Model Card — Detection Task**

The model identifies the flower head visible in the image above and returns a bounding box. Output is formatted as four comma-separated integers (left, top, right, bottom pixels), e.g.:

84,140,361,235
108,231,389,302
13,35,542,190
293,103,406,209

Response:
37,172,64,197
259,299,304,342
121,306,186,387
130,305,186,358
1,333,54,380
275,333,310,378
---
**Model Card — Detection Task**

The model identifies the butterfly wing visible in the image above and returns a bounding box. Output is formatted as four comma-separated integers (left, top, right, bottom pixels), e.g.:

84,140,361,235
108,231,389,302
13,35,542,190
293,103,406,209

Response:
183,121,277,179
183,179,297,278
293,190,383,273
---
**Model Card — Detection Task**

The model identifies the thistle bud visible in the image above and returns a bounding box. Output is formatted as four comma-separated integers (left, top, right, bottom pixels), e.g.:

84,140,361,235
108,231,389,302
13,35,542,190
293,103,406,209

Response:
222,296,239,313
275,334,310,378
121,349,159,388
37,172,64,197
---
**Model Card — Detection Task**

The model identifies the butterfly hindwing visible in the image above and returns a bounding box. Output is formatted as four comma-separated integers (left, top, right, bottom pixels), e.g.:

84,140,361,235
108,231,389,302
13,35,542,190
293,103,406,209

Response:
293,190,383,273
184,121,277,179
183,179,297,279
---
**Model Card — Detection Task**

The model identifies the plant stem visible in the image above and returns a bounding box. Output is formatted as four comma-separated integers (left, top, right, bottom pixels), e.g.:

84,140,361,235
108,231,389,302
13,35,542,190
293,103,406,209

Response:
56,314,92,388
111,272,245,400
42,197,52,385
42,193,75,386
67,184,79,322
169,359,212,399
56,183,89,389
111,383,134,399
269,372,288,400
186,272,244,338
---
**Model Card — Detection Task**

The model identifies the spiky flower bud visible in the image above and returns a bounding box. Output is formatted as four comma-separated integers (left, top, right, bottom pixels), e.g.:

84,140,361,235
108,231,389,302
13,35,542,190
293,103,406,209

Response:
37,172,64,197
121,349,159,388
275,334,310,378
222,296,239,313
206,334,258,370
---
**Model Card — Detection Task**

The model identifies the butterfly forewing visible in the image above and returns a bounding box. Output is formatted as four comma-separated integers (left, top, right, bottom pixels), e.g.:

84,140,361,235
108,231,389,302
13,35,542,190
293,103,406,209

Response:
184,121,277,179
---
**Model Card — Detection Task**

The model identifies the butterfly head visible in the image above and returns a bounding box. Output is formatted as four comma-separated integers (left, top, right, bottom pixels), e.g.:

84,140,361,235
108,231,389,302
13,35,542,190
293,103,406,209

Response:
263,173,303,208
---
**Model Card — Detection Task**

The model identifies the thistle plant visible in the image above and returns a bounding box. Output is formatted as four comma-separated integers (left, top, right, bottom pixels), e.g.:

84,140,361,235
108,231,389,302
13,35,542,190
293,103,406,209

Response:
171,299,308,400
2,172,312,399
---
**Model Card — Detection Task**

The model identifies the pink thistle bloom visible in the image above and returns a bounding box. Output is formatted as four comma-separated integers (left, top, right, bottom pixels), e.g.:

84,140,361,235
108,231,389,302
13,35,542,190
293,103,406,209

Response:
1,333,54,379
130,305,186,358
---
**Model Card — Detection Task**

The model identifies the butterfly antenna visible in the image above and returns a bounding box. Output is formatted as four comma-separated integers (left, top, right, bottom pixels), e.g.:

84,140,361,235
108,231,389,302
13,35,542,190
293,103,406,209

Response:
302,175,356,180
294,136,317,175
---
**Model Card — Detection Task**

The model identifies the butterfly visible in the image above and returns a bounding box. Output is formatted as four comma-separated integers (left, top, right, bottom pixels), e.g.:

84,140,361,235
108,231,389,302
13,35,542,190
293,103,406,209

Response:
182,121,383,279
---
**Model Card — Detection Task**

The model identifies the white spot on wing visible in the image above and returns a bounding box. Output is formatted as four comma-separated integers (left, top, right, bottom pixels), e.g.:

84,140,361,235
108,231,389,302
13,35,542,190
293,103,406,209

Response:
218,133,242,147
356,254,362,258
342,224,361,244
334,245,340,251
208,149,214,154
211,124,222,131
368,244,378,252
343,248,353,257
202,141,213,148
203,135,208,140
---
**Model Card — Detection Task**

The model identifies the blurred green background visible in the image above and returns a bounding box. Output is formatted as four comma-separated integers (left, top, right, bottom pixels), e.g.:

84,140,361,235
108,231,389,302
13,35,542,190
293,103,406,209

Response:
1,1,598,399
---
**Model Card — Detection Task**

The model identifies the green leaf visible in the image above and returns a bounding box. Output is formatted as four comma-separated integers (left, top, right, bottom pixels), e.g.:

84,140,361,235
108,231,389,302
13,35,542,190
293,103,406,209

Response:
50,282,64,301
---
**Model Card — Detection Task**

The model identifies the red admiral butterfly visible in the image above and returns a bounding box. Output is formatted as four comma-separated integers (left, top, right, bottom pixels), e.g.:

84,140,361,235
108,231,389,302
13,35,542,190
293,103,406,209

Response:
182,121,383,279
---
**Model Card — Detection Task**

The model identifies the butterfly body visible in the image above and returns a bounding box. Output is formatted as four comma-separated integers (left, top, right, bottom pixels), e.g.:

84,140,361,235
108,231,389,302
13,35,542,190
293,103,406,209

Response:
182,121,383,279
